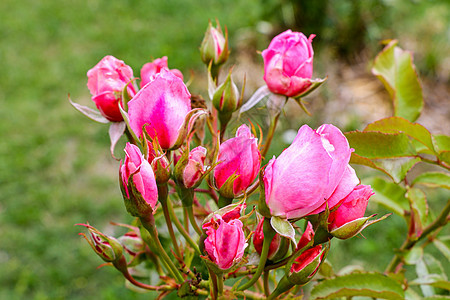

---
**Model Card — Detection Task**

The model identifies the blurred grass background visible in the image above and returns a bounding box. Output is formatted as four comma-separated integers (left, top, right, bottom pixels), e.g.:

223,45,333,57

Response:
0,0,448,299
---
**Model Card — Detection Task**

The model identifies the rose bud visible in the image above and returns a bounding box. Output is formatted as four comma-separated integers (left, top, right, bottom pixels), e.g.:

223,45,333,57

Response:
200,20,229,67
287,244,328,285
264,124,359,220
140,56,183,88
202,214,247,272
213,124,261,200
262,30,315,97
253,217,289,262
181,146,208,189
120,143,158,217
212,70,243,127
128,69,204,150
87,55,136,122
77,223,123,263
328,185,375,239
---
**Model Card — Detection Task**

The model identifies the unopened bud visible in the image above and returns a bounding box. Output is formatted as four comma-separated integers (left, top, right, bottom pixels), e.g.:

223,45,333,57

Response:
200,20,229,66
78,223,123,263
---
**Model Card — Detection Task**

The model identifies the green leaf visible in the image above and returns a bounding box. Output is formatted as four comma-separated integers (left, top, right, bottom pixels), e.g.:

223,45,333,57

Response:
412,172,450,189
346,131,416,159
270,216,296,244
433,238,450,261
432,135,450,166
350,154,420,183
407,187,429,236
310,272,405,300
424,296,450,300
404,247,423,265
363,177,408,217
373,157,421,183
433,135,450,152
372,40,423,122
365,117,436,153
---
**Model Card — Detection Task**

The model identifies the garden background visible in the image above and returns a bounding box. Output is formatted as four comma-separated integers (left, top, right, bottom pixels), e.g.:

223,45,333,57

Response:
0,0,448,299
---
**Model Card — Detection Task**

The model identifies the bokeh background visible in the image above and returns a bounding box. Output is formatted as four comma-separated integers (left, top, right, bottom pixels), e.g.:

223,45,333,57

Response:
1,0,449,299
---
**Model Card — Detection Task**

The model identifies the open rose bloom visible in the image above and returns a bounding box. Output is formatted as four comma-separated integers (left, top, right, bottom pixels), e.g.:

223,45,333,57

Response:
87,55,136,122
262,30,315,97
264,124,359,219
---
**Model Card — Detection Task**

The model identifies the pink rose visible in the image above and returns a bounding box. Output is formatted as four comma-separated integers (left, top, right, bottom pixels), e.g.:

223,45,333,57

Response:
87,55,136,122
253,217,287,261
264,124,359,219
182,146,207,188
290,245,323,276
127,69,191,149
262,30,315,97
328,185,374,231
140,56,183,88
203,214,247,270
214,124,261,198
296,221,314,250
120,143,158,210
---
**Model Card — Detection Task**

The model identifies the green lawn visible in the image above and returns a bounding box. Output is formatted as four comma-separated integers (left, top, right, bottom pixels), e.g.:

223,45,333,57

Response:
1,0,448,299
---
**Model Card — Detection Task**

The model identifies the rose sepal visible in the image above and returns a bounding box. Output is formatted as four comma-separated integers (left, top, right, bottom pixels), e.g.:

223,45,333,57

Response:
77,223,124,263
330,213,391,240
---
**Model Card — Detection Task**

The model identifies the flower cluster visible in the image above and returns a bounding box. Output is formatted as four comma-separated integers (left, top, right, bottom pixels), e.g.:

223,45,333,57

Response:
74,23,384,299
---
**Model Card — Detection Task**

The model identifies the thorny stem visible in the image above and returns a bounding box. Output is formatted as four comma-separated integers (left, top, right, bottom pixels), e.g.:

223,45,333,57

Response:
187,205,203,236
263,270,270,297
208,266,219,300
139,213,185,283
166,199,201,255
217,273,224,296
261,113,281,159
113,256,175,291
267,275,294,300
158,184,182,259
237,218,276,291
385,199,450,273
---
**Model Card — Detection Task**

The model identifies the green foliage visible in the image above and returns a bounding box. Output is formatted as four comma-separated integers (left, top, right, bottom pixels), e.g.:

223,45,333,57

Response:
372,40,423,122
310,272,405,300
